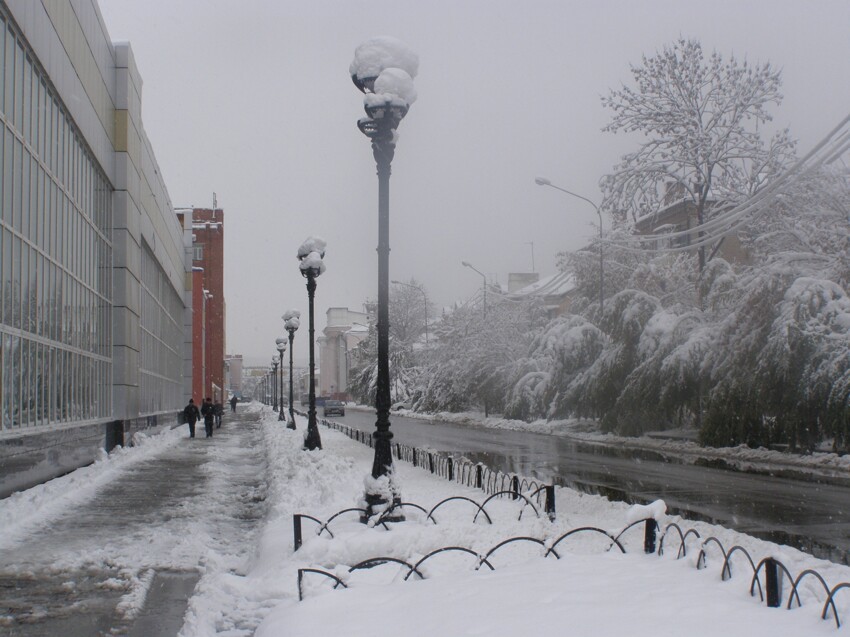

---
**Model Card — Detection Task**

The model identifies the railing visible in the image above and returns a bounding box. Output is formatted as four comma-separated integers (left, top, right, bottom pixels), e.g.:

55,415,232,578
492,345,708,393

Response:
312,413,554,516
295,512,652,601
289,410,850,628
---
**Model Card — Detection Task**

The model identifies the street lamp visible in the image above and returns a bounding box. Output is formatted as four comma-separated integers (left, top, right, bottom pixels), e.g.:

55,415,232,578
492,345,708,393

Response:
271,355,280,412
391,280,428,344
351,36,419,521
276,337,287,421
298,236,326,451
461,261,487,317
535,177,604,311
283,309,301,430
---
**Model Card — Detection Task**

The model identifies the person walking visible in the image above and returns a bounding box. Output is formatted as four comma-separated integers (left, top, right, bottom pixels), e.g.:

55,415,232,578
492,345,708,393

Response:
183,399,201,438
201,397,215,438
230,395,238,412
214,400,224,429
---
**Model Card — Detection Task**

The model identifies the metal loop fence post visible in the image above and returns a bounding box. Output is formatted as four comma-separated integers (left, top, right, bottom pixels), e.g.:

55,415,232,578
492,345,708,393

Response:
545,485,556,522
447,457,454,482
294,514,303,551
476,465,483,489
511,475,519,500
766,558,782,608
644,519,658,554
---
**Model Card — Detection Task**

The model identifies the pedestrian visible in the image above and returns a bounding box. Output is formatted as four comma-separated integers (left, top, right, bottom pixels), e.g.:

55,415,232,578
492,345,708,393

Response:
214,399,223,428
183,399,201,438
201,397,215,438
230,395,238,412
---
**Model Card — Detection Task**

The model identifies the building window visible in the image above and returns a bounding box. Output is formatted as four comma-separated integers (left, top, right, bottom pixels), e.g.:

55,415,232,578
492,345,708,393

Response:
193,245,204,261
0,6,112,432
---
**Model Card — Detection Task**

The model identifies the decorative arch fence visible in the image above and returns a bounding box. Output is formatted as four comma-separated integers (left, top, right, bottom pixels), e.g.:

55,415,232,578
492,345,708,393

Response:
294,411,850,629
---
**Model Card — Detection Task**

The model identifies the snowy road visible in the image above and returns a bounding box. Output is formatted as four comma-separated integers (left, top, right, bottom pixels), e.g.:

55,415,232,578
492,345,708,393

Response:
0,408,268,636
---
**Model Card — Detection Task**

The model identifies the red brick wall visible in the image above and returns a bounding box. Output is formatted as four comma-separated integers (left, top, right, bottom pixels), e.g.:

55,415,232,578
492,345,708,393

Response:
192,208,226,400
191,268,206,401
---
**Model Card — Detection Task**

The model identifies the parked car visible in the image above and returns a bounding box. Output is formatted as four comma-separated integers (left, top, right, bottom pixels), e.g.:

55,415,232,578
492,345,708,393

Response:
322,400,345,417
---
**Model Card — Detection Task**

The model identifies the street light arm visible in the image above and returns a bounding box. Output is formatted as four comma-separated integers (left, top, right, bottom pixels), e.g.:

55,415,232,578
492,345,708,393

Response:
535,177,604,311
536,179,600,215
461,261,486,281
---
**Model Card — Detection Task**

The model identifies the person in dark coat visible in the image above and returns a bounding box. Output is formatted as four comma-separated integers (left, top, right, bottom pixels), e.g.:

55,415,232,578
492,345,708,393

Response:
201,397,215,438
230,395,238,412
183,399,201,438
214,400,223,428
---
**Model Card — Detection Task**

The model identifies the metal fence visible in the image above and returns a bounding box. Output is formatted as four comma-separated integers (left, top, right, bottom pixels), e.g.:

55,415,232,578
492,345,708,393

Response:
290,411,850,628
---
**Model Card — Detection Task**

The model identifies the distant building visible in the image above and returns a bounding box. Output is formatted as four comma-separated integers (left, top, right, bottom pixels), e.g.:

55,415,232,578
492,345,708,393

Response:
508,273,540,293
508,271,576,318
226,354,243,396
318,307,369,398
187,206,226,401
633,185,751,266
0,1,191,496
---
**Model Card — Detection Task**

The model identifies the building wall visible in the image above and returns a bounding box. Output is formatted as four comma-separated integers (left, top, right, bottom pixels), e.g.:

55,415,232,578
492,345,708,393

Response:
635,200,751,266
226,354,243,395
0,0,190,497
191,208,225,401
318,307,368,398
190,266,205,401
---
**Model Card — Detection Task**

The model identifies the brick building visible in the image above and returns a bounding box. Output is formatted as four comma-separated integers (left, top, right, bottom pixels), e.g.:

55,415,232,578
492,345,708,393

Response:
188,207,226,401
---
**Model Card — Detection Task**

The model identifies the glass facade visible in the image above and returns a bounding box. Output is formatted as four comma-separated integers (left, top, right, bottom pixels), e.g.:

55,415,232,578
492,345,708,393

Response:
139,241,182,413
0,8,112,431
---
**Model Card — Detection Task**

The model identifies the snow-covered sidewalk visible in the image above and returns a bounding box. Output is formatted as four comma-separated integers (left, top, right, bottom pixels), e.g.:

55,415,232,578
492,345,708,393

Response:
0,404,269,635
189,407,850,636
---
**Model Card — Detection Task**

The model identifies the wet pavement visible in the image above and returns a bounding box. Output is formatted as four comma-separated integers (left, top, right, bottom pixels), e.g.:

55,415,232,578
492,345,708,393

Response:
339,409,850,564
0,409,267,636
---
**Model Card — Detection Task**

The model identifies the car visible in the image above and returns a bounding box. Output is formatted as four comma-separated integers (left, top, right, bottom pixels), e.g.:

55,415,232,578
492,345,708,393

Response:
322,400,345,417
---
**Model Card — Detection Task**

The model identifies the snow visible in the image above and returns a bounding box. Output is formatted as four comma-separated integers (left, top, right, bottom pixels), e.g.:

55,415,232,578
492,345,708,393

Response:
349,36,419,82
283,308,301,331
298,251,326,275
297,237,327,275
3,404,850,635
626,499,667,524
372,67,417,105
296,235,326,259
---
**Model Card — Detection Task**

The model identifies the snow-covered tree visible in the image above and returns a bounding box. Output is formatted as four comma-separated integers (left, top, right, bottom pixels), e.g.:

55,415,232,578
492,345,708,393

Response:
415,296,547,415
347,281,432,405
600,38,796,271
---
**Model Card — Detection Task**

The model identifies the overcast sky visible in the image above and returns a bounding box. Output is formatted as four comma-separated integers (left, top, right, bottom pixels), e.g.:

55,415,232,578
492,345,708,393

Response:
98,0,850,365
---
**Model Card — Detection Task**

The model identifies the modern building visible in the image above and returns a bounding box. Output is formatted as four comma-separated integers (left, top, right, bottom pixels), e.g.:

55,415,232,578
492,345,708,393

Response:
317,307,369,399
0,0,191,497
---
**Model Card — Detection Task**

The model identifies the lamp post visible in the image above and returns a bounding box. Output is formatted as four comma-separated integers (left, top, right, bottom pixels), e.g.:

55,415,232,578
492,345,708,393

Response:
276,337,287,421
535,177,604,312
283,309,301,430
271,355,280,411
351,36,419,520
461,261,487,317
391,280,428,344
298,237,326,451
